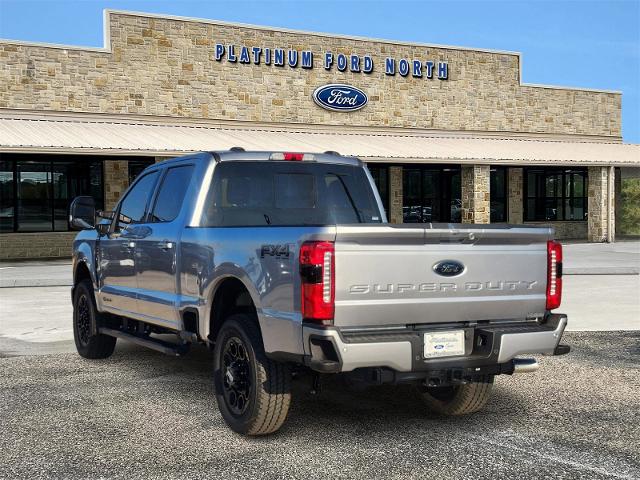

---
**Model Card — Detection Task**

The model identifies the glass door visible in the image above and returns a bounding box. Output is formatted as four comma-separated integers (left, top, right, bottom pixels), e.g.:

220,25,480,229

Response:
402,166,460,223
17,162,52,232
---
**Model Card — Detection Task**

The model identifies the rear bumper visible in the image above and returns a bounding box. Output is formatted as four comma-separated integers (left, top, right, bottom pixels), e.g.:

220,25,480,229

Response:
302,314,568,373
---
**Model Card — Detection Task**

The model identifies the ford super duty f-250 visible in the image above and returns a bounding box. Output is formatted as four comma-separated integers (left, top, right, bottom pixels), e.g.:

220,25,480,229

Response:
69,150,570,435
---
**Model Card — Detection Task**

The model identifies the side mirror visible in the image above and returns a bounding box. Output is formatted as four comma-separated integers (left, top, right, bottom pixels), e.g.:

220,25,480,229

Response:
69,196,96,230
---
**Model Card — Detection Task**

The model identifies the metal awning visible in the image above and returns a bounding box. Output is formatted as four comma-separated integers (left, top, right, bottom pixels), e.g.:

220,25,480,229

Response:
0,111,638,166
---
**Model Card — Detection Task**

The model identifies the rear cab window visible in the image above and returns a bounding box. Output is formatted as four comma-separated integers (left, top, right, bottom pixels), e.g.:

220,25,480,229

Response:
149,165,194,223
202,161,382,226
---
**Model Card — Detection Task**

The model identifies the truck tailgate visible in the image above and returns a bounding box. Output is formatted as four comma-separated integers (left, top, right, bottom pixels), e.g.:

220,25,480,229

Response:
333,224,552,328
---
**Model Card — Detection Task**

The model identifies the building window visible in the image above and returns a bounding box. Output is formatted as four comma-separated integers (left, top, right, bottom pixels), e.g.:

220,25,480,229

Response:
128,159,155,184
367,165,389,216
490,166,507,223
0,154,104,233
402,166,461,223
0,161,15,232
524,168,587,221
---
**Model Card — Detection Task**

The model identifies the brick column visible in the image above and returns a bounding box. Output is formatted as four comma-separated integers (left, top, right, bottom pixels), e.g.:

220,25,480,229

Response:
104,160,129,210
461,165,490,224
388,166,403,224
588,166,615,242
507,167,524,224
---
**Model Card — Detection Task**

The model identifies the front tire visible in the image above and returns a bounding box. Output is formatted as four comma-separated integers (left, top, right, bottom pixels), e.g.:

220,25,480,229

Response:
213,314,291,436
73,279,116,359
418,375,494,415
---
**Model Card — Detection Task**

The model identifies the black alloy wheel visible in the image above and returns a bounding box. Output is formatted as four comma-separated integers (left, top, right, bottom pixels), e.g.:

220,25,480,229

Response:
72,279,117,359
221,336,252,416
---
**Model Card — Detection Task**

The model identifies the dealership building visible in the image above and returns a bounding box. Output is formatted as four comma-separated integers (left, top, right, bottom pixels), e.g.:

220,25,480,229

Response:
0,10,639,259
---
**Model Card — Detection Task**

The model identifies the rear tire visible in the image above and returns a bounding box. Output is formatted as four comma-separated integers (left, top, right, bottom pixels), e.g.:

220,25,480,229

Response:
73,279,116,359
213,314,291,436
418,375,494,415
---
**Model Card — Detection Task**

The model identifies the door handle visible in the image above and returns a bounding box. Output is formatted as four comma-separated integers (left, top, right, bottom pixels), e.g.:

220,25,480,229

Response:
125,241,136,249
161,241,174,250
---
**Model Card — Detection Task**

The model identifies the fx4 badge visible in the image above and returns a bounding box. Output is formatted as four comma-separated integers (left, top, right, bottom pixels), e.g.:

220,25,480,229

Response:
260,244,291,258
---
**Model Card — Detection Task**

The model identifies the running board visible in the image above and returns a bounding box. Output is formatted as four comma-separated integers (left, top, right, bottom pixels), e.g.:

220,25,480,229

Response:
99,327,190,356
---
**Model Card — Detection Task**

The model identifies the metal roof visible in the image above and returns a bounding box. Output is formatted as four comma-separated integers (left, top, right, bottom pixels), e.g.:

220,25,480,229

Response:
0,114,638,167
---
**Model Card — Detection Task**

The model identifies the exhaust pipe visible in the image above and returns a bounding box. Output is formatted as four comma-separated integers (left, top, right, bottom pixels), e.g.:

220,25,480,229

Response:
513,358,539,373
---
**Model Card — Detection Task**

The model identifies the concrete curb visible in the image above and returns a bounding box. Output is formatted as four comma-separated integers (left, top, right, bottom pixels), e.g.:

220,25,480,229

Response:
563,267,640,275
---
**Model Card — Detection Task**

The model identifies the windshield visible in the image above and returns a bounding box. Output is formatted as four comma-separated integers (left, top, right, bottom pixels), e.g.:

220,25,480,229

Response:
201,161,383,226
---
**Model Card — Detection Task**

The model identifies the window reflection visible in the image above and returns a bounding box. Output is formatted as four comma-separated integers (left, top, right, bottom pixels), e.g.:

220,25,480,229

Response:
0,155,115,232
403,166,460,223
525,168,588,221
17,162,51,232
0,161,14,232
490,167,507,222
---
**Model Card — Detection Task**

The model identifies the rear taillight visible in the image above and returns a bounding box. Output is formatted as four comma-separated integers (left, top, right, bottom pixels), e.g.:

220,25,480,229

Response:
546,240,563,310
299,241,334,325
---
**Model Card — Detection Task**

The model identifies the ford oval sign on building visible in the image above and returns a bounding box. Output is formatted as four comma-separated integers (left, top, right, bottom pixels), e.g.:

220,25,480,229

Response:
312,84,368,112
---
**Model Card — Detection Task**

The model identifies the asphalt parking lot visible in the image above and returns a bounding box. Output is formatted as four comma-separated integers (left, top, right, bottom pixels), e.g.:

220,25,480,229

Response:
1,332,639,480
0,242,638,479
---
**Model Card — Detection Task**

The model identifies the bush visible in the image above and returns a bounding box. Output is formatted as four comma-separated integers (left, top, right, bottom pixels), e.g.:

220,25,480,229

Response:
620,178,640,236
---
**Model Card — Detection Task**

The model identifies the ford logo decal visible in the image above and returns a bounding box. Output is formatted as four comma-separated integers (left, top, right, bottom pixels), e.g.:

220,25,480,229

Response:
312,84,368,112
433,260,465,277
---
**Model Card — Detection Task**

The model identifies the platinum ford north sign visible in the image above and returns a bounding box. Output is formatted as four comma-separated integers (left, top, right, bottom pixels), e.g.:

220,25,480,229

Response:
313,84,368,112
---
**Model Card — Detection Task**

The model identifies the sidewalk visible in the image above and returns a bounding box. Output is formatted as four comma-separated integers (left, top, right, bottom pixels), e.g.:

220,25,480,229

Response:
0,260,71,287
561,240,640,275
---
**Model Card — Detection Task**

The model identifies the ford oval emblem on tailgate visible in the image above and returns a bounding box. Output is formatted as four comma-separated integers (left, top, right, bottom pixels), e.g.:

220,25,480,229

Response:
312,84,368,112
433,260,465,277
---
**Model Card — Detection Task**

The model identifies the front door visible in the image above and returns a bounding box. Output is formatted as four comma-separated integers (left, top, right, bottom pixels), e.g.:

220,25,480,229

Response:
402,166,461,223
98,170,160,315
134,165,194,328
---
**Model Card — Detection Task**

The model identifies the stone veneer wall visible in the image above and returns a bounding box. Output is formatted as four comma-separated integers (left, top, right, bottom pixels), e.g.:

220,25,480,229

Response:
587,166,614,242
388,166,403,224
524,221,588,240
0,12,621,137
104,159,130,210
0,232,77,260
461,165,490,224
507,167,524,224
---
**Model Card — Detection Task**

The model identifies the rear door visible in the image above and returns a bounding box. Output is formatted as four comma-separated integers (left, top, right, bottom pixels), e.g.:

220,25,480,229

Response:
333,225,551,328
134,164,195,328
98,170,160,315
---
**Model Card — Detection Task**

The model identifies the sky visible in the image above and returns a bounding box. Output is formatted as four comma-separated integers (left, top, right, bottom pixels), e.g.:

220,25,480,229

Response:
0,0,638,142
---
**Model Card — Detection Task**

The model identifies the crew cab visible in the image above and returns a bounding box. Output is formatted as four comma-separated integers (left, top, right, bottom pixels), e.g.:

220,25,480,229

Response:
70,150,569,435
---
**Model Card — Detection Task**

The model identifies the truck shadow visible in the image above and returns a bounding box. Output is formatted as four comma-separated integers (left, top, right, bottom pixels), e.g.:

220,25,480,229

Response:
112,340,530,436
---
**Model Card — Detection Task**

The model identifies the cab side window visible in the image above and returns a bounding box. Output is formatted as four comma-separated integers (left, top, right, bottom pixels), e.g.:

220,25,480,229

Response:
149,166,194,223
117,171,159,231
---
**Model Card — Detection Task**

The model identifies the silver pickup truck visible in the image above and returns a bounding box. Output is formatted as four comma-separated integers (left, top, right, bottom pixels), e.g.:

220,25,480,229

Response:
69,149,569,435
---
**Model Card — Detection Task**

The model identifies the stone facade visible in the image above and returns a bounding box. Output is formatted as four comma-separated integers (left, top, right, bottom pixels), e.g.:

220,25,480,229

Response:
0,11,621,138
587,166,615,242
524,221,588,240
507,167,524,224
104,160,130,210
388,166,403,224
0,11,627,259
0,232,77,260
461,165,490,224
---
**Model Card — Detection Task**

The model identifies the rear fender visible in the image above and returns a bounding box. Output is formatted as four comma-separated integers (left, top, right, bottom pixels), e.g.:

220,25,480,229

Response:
201,265,264,341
